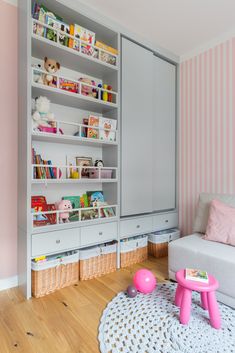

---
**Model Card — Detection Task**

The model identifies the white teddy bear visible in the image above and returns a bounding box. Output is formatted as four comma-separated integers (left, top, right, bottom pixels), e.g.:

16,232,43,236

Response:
32,96,55,130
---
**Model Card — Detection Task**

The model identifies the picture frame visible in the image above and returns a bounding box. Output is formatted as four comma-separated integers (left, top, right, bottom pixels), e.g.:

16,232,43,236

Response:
76,156,93,178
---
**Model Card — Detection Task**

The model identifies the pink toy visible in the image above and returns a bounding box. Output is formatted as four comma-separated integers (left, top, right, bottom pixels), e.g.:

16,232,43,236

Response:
133,269,157,294
56,200,72,223
175,269,221,329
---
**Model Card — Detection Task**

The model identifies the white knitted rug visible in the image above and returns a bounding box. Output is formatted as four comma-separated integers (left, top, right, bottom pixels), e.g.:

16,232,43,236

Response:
98,283,235,353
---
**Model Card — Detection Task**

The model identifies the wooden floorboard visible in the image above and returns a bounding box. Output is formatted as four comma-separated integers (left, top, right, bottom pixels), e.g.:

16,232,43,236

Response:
0,256,168,353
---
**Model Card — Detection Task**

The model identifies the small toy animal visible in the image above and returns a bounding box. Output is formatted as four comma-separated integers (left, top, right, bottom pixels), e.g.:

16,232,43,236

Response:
43,57,60,87
56,200,72,223
32,96,55,130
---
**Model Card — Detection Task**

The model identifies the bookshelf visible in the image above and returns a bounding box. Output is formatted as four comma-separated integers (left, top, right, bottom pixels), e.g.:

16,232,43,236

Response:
19,0,120,298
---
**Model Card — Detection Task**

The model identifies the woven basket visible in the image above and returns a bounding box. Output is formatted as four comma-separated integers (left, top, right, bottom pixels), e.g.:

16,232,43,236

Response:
120,235,148,268
80,244,117,281
148,241,168,258
31,252,79,298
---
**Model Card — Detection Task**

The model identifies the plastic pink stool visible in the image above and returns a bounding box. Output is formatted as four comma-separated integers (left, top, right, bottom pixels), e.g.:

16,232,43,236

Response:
175,269,221,329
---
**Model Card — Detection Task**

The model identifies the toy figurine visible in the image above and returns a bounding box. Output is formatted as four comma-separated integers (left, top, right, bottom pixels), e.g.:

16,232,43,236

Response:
43,57,60,87
103,84,108,101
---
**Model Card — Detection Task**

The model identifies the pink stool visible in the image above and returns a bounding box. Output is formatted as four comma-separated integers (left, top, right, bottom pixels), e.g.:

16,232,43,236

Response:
175,269,221,329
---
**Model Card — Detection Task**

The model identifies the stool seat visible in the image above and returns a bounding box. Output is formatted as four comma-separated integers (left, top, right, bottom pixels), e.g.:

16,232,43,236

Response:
175,269,221,329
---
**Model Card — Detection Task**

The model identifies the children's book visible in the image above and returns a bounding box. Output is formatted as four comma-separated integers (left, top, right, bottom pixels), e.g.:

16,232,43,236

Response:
99,117,117,141
47,203,57,224
74,24,95,45
31,196,49,226
45,15,70,46
103,207,115,218
87,115,99,139
87,191,104,207
185,268,209,283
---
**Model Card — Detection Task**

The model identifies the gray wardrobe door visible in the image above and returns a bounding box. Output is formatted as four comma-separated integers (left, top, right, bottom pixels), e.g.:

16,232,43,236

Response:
121,38,153,216
153,56,176,211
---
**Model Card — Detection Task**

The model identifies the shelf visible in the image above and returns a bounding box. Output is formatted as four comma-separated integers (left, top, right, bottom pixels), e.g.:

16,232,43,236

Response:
31,216,118,234
32,179,117,184
32,131,118,146
31,18,119,79
32,82,118,113
32,34,118,79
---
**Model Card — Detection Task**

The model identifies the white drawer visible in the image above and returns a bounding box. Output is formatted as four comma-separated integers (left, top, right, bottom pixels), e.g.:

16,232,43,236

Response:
32,228,79,257
80,222,118,247
152,212,178,231
120,217,152,239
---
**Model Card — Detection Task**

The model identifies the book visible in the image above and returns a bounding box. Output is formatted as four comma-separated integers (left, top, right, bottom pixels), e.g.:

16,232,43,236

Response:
99,117,117,141
103,207,115,218
95,41,118,55
87,115,99,139
81,118,89,137
45,15,70,47
87,191,104,207
69,24,80,51
31,196,49,226
47,203,57,224
185,268,209,283
47,160,55,179
74,24,95,45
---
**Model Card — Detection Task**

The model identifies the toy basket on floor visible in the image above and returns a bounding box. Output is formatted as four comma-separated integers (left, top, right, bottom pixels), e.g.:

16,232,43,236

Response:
120,235,148,268
79,243,117,280
31,251,79,298
148,228,180,258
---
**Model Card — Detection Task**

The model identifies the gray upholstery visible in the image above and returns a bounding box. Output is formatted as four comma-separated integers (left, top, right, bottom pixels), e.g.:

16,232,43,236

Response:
169,234,235,308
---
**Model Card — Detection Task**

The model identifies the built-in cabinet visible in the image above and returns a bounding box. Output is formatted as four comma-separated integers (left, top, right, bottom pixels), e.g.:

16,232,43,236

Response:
121,37,177,217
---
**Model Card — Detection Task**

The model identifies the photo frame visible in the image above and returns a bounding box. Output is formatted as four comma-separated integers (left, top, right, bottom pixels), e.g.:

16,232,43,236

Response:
76,157,93,178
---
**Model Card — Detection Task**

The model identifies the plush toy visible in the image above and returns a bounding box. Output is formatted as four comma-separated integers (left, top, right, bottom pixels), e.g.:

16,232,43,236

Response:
32,96,55,130
43,57,60,87
32,63,44,84
79,77,97,98
56,200,72,223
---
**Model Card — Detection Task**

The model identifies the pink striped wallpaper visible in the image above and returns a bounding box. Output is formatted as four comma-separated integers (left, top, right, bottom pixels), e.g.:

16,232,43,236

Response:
179,39,235,235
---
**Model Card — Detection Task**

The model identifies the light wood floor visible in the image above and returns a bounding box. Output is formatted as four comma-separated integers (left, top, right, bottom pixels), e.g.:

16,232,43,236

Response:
0,256,168,353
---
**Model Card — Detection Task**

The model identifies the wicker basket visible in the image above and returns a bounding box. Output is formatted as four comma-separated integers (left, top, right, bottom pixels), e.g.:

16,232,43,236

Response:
31,252,79,298
79,243,117,281
120,235,148,268
148,228,180,258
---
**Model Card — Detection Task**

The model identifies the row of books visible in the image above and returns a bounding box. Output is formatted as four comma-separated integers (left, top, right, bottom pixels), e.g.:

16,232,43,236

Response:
32,148,57,179
81,115,117,141
32,192,115,226
32,3,118,66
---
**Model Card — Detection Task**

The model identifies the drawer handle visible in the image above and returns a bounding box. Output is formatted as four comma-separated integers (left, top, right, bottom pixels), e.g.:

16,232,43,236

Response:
99,232,103,236
56,239,61,244
136,225,140,228
165,220,169,223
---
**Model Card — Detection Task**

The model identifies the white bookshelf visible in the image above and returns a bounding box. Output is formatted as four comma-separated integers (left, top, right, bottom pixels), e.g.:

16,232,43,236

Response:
19,0,120,298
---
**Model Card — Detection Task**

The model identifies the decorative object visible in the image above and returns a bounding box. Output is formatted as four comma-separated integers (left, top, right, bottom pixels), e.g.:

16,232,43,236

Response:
79,77,97,98
126,285,137,298
133,269,156,294
175,269,221,329
94,159,104,168
76,156,93,178
98,283,235,353
43,57,60,87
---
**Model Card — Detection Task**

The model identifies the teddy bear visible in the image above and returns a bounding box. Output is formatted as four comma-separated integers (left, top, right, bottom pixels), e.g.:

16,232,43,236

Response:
43,57,60,87
79,77,97,98
56,200,72,223
32,96,55,130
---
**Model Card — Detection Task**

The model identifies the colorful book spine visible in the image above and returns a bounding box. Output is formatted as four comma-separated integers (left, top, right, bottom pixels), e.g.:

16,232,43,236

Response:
47,160,55,179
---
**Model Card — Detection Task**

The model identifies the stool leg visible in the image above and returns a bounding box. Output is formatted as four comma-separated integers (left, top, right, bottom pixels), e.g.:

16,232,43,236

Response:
180,288,192,325
175,284,183,307
201,292,208,310
207,291,221,329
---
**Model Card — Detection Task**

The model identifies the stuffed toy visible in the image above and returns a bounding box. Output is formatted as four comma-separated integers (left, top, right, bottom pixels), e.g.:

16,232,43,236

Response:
43,57,60,87
79,77,97,98
32,63,44,84
32,96,55,130
56,200,72,223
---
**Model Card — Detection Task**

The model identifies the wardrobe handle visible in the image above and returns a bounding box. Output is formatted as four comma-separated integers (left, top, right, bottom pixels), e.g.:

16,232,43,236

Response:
99,232,103,236
165,220,169,223
136,225,140,228
56,239,61,244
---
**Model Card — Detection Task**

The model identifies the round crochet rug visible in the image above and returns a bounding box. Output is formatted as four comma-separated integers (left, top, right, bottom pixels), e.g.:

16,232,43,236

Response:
98,283,235,353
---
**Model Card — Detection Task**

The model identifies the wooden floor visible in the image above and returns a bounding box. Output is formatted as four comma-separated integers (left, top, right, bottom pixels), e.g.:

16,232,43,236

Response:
0,256,168,353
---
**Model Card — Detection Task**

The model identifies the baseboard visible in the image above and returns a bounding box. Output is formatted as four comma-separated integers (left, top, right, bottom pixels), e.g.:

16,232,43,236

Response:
0,276,18,291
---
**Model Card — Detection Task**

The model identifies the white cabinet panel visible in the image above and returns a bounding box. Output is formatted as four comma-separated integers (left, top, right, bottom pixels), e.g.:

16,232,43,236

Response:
32,228,79,257
120,216,152,239
80,222,118,247
153,57,176,211
121,38,153,216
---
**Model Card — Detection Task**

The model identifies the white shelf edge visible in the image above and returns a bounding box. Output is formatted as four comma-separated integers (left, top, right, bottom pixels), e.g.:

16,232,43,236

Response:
32,33,119,73
32,178,118,184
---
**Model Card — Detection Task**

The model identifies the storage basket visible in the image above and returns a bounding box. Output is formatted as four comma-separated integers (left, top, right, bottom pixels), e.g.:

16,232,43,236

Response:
31,251,79,298
88,169,113,179
120,235,148,268
79,243,117,280
148,228,180,258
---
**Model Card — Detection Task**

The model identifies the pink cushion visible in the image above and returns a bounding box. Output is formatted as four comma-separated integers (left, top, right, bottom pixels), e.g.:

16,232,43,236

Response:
205,199,235,246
